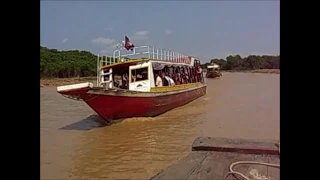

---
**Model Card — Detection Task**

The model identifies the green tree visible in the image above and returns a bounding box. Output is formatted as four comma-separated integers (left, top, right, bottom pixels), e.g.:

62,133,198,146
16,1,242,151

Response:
40,46,98,78
202,54,280,71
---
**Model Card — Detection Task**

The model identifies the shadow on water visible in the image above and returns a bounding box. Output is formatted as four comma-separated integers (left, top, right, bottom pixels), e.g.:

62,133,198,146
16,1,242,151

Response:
60,114,107,131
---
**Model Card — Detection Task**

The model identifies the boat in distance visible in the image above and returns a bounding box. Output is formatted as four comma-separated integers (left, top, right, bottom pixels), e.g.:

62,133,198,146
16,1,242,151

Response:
57,37,207,122
206,63,222,78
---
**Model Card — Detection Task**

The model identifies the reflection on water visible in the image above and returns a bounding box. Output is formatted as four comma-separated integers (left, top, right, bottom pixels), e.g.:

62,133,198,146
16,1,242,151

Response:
40,72,280,179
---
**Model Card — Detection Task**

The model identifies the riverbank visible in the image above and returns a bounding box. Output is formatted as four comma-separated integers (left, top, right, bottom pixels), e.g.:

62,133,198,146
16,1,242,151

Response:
40,76,96,87
222,69,280,74
40,69,279,87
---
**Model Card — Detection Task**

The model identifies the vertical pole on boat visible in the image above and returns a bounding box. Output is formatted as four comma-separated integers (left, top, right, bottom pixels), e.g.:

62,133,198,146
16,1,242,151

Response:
171,51,173,61
176,52,179,63
122,35,126,62
160,49,163,60
97,54,99,86
173,52,175,62
166,50,168,61
164,50,168,60
147,46,150,58
156,48,159,60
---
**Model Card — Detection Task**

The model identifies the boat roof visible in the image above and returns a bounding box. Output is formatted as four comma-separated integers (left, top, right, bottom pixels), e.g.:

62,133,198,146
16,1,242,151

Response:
100,58,148,69
207,64,219,69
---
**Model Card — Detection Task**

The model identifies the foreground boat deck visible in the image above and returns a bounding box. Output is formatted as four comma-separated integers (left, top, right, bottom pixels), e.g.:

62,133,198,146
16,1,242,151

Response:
150,137,280,180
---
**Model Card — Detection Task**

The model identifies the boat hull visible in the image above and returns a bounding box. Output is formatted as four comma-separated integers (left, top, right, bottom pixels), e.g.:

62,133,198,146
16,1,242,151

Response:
58,84,207,122
206,71,222,78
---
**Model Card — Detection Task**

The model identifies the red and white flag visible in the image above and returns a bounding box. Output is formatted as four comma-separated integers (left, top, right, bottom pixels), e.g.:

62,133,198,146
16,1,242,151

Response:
124,36,135,51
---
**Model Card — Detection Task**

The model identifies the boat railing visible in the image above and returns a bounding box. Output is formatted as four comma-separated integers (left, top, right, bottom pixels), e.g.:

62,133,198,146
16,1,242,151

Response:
98,45,190,67
96,45,190,87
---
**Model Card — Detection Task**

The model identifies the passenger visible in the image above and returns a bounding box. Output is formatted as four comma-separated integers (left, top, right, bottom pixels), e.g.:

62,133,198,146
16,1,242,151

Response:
131,75,136,82
195,65,203,82
113,73,121,87
173,73,178,85
161,72,169,86
176,73,181,85
123,74,129,89
164,72,174,86
121,80,128,89
181,74,185,84
155,72,163,87
168,76,175,86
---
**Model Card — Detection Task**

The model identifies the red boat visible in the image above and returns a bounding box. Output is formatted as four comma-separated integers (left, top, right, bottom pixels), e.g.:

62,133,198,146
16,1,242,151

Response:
57,38,207,122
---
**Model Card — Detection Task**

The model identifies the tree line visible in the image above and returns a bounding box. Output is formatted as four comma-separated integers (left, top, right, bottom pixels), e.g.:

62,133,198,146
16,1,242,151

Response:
40,46,118,78
40,46,280,78
200,55,280,70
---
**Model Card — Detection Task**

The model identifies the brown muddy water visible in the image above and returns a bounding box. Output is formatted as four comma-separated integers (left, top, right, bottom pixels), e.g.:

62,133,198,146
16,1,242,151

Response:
40,72,280,180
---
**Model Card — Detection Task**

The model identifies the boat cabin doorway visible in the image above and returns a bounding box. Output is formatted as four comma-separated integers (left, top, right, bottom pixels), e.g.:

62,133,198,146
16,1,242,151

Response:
112,66,130,89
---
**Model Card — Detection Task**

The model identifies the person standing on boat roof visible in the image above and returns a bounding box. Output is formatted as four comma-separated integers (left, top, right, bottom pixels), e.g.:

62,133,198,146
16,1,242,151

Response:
155,71,163,87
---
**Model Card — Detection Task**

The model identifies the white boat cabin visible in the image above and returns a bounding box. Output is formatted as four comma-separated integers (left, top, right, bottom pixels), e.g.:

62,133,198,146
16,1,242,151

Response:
207,63,220,72
97,45,204,92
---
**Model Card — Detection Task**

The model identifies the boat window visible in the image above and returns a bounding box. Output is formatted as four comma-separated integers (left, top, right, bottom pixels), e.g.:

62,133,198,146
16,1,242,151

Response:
113,67,129,89
131,67,148,82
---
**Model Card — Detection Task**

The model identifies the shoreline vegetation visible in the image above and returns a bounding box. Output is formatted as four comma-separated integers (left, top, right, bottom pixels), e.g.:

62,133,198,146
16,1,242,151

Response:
222,69,280,74
40,70,279,87
40,76,97,87
40,46,280,87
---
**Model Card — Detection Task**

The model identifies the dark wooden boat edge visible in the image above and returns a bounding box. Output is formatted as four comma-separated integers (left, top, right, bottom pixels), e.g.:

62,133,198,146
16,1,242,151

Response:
149,137,280,180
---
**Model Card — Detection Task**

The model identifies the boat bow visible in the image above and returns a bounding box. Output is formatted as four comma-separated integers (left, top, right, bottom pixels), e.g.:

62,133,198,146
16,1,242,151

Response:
57,82,94,101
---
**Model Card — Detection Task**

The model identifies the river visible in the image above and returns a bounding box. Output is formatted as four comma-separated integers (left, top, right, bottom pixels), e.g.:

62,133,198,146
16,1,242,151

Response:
40,72,280,179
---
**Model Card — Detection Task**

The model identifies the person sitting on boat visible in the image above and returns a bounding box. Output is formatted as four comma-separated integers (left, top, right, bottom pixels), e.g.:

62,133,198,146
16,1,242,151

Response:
195,65,203,82
113,73,121,88
122,73,129,89
131,75,136,82
161,72,169,86
185,68,190,83
121,78,128,89
181,74,185,84
164,72,175,86
176,73,182,85
191,67,196,82
155,72,163,87
169,77,175,86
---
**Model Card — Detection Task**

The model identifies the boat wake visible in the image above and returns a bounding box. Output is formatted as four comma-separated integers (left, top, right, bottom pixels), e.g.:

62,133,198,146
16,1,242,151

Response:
60,114,107,130
202,97,211,101
122,117,157,123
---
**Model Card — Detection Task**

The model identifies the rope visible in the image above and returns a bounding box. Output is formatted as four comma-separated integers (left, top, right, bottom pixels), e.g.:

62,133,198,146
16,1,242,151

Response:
224,143,280,180
62,94,83,101
84,94,101,102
